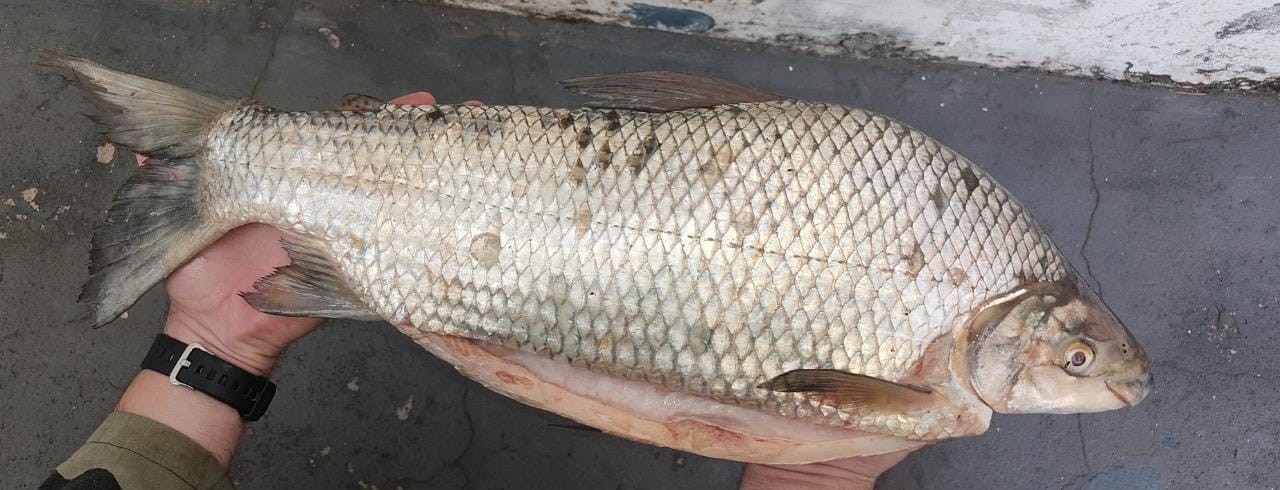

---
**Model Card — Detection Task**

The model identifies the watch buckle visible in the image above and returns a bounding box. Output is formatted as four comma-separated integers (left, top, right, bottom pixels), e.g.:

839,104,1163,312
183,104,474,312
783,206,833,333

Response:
169,342,208,389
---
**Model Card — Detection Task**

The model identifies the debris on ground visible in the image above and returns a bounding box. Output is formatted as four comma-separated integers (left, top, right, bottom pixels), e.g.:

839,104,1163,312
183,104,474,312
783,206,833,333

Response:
318,27,341,48
96,142,115,164
20,187,39,211
396,395,414,421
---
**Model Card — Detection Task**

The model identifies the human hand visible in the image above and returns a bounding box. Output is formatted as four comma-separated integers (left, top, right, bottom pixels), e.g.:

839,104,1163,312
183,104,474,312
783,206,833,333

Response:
739,448,915,490
158,91,449,375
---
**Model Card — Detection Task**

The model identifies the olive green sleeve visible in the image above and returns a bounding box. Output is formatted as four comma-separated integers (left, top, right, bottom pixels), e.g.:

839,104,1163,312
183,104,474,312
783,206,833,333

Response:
55,411,234,490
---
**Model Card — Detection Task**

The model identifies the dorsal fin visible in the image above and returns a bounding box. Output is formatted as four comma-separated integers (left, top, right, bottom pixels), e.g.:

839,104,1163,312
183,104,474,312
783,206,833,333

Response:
759,369,937,414
339,93,385,112
560,71,778,112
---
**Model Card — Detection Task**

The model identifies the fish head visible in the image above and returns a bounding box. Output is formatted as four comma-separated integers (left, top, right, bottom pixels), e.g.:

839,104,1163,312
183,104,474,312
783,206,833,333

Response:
965,277,1151,414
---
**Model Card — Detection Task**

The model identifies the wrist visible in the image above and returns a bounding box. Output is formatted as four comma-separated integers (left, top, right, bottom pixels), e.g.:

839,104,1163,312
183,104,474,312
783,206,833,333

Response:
163,310,280,376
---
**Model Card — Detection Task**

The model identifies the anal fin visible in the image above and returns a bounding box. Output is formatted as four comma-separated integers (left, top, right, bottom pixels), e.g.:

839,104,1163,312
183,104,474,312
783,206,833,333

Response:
242,237,380,321
759,369,936,414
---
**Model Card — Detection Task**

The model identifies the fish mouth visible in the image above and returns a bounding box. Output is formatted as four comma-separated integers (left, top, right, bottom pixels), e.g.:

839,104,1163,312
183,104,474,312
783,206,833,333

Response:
1105,374,1152,407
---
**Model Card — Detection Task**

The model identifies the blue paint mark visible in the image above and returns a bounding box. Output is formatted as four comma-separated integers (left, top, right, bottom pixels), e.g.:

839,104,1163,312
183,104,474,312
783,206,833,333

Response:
626,3,715,33
1085,467,1164,490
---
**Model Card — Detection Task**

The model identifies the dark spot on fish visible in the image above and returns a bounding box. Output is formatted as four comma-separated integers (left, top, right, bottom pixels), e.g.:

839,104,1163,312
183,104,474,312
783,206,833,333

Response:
688,320,713,355
595,141,613,166
569,163,587,185
699,161,723,184
641,134,660,155
732,209,756,235
577,127,593,148
726,105,745,115
711,142,735,167
907,245,925,278
575,205,593,236
557,112,574,129
948,267,967,285
959,167,980,193
626,134,661,173
929,187,948,212
425,108,446,122
1016,269,1038,285
604,110,621,131
773,129,784,141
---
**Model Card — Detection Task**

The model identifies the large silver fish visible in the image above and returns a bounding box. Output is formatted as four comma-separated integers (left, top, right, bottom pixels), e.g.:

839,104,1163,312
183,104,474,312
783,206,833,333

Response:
44,52,1150,464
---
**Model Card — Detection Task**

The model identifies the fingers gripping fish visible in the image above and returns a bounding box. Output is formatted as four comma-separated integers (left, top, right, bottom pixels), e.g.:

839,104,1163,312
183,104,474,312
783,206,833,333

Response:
41,51,1150,464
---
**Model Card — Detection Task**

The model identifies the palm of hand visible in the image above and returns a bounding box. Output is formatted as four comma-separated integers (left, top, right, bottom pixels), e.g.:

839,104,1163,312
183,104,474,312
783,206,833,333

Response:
162,223,322,373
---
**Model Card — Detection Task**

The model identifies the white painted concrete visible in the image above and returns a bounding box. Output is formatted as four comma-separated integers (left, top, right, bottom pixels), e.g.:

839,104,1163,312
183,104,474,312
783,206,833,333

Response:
441,0,1280,88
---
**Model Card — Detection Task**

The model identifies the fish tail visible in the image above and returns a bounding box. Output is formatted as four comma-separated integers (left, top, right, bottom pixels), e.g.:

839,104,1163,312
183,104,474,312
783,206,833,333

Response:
39,50,241,327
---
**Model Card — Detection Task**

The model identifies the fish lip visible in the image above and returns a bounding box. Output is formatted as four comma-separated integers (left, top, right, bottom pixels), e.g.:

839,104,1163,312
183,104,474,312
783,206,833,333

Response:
1105,380,1133,407
1105,376,1150,407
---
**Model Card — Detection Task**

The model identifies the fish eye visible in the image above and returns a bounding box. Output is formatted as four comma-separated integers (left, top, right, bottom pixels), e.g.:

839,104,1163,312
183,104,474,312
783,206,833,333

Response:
1063,342,1094,374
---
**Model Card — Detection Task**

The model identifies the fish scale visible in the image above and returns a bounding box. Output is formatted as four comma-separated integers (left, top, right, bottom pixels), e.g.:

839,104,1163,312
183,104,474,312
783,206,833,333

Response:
201,98,1067,439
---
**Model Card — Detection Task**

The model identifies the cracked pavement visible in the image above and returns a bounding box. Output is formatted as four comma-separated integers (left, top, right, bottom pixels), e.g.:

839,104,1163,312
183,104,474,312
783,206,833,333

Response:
2,0,1280,488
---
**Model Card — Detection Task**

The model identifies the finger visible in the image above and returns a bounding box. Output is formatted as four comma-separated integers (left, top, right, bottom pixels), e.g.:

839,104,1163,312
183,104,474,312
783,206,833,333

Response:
135,153,147,166
463,99,485,106
389,91,436,105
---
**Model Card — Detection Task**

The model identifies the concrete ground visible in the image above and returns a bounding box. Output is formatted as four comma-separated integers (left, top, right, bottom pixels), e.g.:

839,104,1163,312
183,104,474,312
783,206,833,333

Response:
1,1,1277,488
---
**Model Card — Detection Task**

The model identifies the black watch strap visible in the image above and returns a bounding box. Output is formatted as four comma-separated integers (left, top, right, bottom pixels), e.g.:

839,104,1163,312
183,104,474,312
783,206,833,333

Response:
140,333,276,421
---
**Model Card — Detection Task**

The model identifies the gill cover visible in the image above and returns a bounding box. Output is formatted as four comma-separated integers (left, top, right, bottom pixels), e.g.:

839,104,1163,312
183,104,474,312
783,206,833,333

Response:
966,278,1151,414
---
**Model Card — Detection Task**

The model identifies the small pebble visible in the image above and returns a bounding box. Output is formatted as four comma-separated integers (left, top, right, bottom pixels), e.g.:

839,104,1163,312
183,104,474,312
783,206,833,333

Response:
96,142,115,164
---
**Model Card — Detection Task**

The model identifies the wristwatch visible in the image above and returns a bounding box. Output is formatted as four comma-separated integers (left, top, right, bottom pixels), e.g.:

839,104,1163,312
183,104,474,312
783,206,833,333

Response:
140,333,277,421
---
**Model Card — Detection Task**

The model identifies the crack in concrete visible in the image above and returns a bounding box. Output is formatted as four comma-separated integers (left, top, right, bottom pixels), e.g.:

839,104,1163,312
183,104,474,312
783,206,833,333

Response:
1155,360,1274,383
425,382,477,489
1075,414,1093,476
250,3,297,98
457,383,478,488
1080,89,1103,296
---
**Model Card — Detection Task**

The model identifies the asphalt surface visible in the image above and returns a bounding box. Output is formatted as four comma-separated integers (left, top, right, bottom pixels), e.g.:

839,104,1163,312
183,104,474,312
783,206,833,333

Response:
1,1,1277,488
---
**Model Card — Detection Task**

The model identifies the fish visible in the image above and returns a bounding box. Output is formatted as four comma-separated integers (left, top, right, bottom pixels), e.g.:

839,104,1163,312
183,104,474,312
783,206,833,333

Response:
41,52,1151,464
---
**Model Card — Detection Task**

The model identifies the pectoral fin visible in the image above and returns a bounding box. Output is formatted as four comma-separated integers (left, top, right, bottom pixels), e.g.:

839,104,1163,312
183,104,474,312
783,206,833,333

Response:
339,93,385,112
242,236,380,320
758,369,936,414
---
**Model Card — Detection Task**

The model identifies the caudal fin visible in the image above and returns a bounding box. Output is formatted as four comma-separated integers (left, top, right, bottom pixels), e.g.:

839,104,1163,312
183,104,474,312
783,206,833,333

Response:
39,51,241,326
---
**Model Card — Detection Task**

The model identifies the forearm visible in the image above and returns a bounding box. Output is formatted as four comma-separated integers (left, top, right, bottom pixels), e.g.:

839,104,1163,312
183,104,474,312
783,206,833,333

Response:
46,314,282,488
114,371,245,467
115,313,279,466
